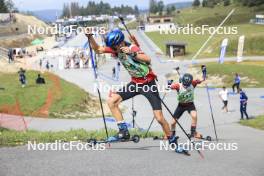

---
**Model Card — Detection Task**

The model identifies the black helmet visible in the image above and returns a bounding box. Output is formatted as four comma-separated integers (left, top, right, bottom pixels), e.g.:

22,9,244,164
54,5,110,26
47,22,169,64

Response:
182,73,193,87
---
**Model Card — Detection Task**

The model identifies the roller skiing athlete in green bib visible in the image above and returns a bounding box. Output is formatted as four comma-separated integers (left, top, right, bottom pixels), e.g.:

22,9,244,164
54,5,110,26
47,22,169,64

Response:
86,29,177,145
169,73,203,142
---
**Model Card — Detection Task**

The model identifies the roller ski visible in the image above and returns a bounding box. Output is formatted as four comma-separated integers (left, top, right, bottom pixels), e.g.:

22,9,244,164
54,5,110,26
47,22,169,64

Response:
87,122,140,145
152,135,178,142
170,135,190,156
175,146,190,156
188,132,212,141
153,135,190,156
87,134,140,145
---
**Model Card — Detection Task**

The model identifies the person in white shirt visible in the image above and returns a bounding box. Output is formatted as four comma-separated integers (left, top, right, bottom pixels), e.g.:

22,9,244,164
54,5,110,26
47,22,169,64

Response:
219,86,228,112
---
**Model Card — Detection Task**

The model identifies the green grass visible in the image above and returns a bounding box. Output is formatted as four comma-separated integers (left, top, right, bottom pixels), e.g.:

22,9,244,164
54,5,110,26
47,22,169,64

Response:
239,115,264,130
174,5,260,26
0,127,163,146
0,71,99,119
126,20,139,30
48,77,91,118
202,61,264,87
145,5,264,58
0,71,51,113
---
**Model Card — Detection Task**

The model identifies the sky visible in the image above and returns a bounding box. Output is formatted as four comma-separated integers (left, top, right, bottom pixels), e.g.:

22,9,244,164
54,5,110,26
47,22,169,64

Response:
13,0,192,11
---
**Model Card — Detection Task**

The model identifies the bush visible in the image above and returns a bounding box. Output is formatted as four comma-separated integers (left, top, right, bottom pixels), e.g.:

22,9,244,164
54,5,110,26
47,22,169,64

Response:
193,0,201,7
224,0,230,6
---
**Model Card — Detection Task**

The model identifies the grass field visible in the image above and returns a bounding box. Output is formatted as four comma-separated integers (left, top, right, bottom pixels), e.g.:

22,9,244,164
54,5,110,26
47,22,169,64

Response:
0,127,163,146
173,4,262,26
240,115,264,130
0,71,104,119
198,61,264,88
145,5,264,59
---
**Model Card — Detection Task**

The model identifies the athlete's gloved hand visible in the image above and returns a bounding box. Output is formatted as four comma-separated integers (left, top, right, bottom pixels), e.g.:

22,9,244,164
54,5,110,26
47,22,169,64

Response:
120,46,130,54
165,80,173,90
84,27,94,37
120,47,137,58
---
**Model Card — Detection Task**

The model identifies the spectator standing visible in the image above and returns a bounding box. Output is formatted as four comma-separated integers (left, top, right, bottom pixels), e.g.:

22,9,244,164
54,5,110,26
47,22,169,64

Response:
239,88,249,120
219,86,229,112
112,67,116,78
201,65,207,81
46,61,50,70
8,48,13,63
18,68,26,88
39,59,42,69
232,73,241,93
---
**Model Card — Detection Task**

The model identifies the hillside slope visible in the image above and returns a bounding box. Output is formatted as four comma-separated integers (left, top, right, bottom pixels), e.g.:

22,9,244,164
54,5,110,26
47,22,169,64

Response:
0,13,50,48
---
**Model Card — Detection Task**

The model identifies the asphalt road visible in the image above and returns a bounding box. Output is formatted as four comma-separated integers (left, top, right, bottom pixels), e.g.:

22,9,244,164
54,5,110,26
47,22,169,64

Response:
1,123,264,176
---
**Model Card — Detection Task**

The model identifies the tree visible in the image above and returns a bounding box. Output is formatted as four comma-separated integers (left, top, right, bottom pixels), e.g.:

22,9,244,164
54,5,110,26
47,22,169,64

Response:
5,0,14,11
62,3,70,18
202,0,208,7
149,0,158,14
193,0,201,7
166,6,176,15
223,0,230,6
171,5,176,12
207,0,215,7
134,5,139,17
157,1,164,15
166,6,171,15
61,0,138,17
0,0,8,13
70,2,80,17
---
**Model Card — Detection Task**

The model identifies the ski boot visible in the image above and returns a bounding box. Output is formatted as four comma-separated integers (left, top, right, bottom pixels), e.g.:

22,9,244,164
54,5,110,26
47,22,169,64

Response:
168,131,179,145
114,122,130,142
175,145,190,156
189,125,202,139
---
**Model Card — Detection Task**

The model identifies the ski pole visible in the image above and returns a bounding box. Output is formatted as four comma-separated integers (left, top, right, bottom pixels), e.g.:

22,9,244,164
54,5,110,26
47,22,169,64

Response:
118,15,140,47
87,38,109,139
157,93,204,159
144,92,167,138
153,78,204,158
144,77,176,137
205,83,218,142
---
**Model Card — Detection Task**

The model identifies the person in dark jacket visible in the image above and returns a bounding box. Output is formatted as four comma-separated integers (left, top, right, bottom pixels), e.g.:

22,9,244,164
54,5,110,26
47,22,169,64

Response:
232,73,241,93
201,65,207,81
18,68,26,87
239,88,249,120
36,74,45,84
8,48,14,63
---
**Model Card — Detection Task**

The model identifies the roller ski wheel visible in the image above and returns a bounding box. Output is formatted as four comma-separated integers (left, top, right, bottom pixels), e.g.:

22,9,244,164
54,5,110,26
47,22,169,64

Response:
131,135,140,143
87,138,97,146
205,136,212,141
